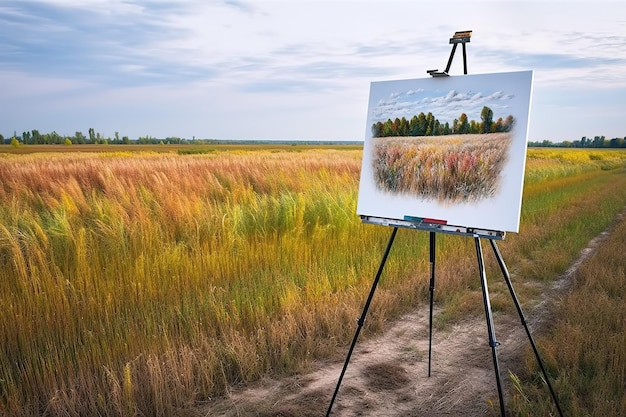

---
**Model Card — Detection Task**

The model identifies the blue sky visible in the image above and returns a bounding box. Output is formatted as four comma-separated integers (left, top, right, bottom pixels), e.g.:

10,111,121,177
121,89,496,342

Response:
1,0,625,141
370,79,518,127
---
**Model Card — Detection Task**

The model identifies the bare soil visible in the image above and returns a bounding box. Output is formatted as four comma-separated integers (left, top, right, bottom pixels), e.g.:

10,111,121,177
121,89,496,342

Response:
199,218,619,417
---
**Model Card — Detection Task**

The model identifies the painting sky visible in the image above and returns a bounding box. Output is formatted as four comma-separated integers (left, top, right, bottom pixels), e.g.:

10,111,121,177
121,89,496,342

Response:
1,1,625,141
371,86,515,127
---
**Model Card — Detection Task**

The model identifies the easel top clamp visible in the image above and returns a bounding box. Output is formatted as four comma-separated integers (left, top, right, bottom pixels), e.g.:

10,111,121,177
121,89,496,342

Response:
427,30,472,77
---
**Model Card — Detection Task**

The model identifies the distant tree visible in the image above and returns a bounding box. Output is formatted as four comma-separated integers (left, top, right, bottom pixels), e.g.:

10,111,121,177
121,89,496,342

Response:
452,118,459,134
371,122,382,137
45,131,63,144
458,113,469,134
580,136,588,147
31,129,42,144
64,138,72,146
75,131,86,144
0,134,4,144
592,135,605,148
10,137,20,147
480,106,494,133
391,118,401,136
493,117,504,133
469,120,479,134
398,117,409,136
409,115,419,136
425,112,435,136
433,120,440,135
502,115,515,132
88,128,95,143
416,112,427,136
381,119,393,137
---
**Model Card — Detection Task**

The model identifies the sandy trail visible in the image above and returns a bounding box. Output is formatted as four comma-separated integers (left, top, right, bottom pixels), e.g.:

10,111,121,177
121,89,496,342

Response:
200,216,619,417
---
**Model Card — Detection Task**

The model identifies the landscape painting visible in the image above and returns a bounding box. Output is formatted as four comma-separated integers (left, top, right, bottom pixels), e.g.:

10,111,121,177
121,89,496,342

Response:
357,70,534,233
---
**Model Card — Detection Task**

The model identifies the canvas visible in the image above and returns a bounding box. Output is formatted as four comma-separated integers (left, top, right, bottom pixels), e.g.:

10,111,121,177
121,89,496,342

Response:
357,70,534,233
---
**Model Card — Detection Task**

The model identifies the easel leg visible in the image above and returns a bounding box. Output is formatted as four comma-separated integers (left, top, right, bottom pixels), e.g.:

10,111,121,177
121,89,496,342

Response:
428,231,436,377
326,227,398,417
489,240,564,417
475,237,506,417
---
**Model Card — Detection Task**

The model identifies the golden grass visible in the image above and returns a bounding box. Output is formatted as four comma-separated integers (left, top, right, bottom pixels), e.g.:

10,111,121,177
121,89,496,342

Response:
0,147,625,416
0,143,363,155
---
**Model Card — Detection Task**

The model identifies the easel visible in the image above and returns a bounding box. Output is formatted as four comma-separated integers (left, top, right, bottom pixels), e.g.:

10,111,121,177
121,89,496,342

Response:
326,32,563,417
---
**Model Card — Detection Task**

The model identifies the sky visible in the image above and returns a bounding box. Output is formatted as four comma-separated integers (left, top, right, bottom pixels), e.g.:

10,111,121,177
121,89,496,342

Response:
1,0,626,142
369,75,521,127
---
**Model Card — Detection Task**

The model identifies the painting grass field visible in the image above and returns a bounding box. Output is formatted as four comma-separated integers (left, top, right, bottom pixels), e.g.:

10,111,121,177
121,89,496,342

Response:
0,146,625,416
373,133,510,203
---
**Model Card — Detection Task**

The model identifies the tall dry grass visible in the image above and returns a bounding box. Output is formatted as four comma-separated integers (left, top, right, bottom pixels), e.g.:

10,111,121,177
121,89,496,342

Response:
372,133,510,202
0,149,430,416
0,148,625,416
509,204,626,416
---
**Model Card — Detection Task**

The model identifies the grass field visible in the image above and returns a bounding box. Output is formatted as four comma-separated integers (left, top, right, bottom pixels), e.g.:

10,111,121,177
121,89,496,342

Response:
0,146,625,416
372,133,510,202
509,171,626,416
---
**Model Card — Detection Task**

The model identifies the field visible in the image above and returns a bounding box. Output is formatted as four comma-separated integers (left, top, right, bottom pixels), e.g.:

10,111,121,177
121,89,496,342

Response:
1,146,626,416
372,133,510,202
510,208,626,417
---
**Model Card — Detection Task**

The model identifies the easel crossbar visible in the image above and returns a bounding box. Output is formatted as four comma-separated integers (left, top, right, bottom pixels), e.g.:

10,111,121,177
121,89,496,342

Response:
361,215,505,240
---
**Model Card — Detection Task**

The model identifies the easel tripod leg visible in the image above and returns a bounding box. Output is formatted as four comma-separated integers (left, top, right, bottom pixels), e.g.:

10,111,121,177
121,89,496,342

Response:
428,231,436,377
489,240,564,417
326,227,398,417
475,237,507,417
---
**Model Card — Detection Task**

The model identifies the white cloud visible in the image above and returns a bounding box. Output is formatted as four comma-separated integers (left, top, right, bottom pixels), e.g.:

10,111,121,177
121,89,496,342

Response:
1,1,626,140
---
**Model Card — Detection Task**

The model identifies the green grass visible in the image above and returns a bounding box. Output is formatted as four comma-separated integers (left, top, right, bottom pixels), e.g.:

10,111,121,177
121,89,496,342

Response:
509,203,626,416
0,148,625,416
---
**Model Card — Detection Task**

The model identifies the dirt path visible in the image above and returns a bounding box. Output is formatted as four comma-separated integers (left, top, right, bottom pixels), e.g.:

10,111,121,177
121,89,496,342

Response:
200,217,620,417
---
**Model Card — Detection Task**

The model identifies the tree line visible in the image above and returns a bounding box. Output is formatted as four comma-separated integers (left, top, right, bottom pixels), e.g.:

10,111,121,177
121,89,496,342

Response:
371,106,515,138
528,136,626,148
1,129,200,146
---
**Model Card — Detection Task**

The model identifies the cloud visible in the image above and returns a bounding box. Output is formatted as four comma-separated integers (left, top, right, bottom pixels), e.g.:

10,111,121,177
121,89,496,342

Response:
222,0,255,13
371,86,516,124
2,1,626,141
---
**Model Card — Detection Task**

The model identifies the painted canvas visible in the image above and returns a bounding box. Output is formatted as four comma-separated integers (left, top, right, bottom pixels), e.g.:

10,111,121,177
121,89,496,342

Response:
357,70,533,233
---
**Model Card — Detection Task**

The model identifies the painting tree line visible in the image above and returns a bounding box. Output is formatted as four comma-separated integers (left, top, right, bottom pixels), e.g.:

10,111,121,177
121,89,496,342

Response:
371,106,515,138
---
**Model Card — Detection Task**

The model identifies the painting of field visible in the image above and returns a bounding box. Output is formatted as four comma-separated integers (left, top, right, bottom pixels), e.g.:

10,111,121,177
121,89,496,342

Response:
373,133,510,203
357,71,533,232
